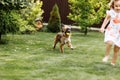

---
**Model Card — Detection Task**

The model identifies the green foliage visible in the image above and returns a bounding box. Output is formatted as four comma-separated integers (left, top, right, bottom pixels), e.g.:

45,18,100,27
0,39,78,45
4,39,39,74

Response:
90,0,109,23
21,0,43,25
0,0,29,10
68,0,109,35
20,0,44,33
16,16,36,34
0,0,30,41
0,10,19,39
47,4,61,33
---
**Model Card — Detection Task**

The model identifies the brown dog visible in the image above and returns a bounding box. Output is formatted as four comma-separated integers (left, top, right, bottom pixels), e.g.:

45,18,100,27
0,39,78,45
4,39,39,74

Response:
53,25,73,53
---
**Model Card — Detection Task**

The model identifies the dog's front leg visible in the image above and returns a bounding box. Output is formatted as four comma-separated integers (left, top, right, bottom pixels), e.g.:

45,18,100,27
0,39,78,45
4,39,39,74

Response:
60,44,64,53
68,42,74,50
53,39,58,49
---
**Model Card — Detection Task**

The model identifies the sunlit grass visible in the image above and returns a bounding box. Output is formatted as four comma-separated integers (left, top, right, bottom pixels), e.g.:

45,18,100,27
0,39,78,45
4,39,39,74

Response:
0,31,120,80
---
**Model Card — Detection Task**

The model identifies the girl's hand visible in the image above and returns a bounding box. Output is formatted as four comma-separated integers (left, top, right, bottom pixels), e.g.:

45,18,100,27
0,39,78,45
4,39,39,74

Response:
99,27,105,33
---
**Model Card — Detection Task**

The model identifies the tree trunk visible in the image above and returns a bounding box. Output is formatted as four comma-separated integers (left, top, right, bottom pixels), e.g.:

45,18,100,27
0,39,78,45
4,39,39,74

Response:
84,27,88,35
0,33,1,41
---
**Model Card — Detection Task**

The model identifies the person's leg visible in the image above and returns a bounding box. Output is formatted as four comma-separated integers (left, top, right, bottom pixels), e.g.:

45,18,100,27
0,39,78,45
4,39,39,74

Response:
111,45,119,65
105,42,113,56
102,41,113,62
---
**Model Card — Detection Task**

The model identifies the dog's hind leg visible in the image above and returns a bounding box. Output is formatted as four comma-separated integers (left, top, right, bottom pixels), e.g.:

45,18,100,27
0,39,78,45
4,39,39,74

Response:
53,40,58,49
53,34,61,49
53,35,59,49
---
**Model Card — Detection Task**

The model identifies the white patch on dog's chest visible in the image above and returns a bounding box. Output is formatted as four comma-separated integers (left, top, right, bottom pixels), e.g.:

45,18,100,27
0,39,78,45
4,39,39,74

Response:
61,36,71,44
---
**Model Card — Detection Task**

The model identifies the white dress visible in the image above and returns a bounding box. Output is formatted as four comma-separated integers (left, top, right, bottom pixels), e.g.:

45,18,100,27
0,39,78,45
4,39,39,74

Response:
105,9,120,47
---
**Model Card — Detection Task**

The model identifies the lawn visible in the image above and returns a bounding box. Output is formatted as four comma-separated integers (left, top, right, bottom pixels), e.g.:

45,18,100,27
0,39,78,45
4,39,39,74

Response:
0,31,120,80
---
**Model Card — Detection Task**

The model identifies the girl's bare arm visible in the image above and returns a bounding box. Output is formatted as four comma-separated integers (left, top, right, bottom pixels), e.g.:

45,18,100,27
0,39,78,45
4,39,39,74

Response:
100,14,111,33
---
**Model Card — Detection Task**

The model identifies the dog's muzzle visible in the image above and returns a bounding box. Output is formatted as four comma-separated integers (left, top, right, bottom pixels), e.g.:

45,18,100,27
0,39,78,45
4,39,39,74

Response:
65,28,71,36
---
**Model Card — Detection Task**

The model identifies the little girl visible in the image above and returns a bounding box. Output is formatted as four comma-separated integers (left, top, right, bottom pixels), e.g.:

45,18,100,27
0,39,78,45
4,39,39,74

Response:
100,0,120,65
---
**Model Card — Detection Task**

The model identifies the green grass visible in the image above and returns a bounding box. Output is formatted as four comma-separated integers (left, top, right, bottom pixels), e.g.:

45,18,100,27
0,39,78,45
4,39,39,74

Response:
0,31,120,80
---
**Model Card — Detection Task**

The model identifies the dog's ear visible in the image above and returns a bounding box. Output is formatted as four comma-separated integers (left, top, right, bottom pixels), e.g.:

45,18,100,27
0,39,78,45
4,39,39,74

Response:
61,24,71,33
61,24,66,32
61,24,64,28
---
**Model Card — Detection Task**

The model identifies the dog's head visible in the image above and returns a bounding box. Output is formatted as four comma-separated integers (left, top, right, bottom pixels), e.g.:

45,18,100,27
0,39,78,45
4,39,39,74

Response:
61,24,71,36
65,27,71,36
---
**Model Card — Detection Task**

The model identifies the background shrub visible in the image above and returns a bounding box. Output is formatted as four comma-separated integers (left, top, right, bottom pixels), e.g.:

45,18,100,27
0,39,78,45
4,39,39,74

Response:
0,10,19,41
20,0,44,33
47,4,61,33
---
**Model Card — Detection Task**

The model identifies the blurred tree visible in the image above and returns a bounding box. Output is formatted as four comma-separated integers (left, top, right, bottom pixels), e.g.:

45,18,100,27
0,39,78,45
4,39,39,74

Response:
68,0,109,35
0,0,29,42
47,4,61,33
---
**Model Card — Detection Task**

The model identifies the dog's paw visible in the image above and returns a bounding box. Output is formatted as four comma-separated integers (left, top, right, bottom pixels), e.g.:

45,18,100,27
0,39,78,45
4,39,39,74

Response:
53,46,55,49
71,47,74,50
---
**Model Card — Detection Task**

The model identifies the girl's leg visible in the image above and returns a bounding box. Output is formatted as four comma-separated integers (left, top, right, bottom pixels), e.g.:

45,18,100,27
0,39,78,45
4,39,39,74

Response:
102,41,113,62
111,45,119,65
106,42,113,56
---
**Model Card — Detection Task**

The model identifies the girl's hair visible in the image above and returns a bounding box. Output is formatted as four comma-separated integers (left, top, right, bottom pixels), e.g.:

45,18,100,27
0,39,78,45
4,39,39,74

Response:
109,0,120,9
109,0,114,9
